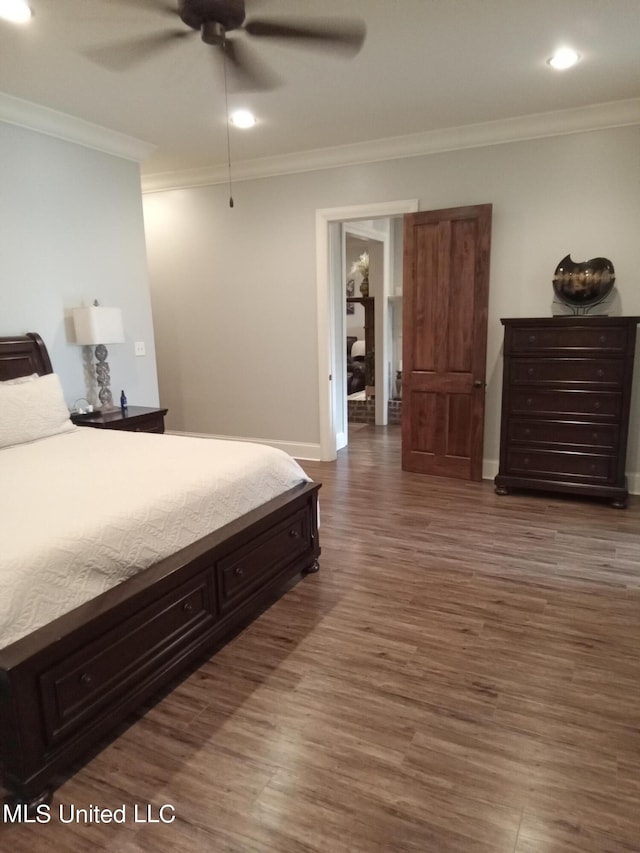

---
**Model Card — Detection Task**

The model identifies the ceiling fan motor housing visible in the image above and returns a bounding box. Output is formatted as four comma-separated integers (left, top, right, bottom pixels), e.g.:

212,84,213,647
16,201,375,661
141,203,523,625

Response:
178,0,246,32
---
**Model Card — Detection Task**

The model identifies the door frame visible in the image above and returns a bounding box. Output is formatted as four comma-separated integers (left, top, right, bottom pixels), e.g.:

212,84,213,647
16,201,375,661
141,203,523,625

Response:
343,223,387,429
315,199,419,461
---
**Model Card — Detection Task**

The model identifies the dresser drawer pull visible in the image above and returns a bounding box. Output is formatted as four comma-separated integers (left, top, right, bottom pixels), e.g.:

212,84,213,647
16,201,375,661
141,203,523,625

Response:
594,402,601,411
526,398,533,406
528,335,536,343
524,428,531,436
590,464,597,472
600,336,606,344
79,672,93,687
592,432,599,440
289,529,300,539
527,368,534,376
233,566,245,577
523,457,530,466
182,601,193,613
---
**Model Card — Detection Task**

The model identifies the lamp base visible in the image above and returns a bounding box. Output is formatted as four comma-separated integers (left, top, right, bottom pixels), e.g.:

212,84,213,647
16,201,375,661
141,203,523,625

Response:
98,386,114,408
95,345,114,409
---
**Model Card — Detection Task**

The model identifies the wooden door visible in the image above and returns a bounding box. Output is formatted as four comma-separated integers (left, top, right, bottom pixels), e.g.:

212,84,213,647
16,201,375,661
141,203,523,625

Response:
401,204,492,480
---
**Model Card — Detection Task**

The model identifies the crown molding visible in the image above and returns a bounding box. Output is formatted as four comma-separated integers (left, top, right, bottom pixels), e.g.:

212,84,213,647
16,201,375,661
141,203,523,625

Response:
141,97,640,194
0,92,155,163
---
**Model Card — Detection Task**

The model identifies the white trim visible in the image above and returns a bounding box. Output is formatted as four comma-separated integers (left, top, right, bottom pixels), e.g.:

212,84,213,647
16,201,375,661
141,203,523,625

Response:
627,473,640,496
142,98,640,193
166,430,321,461
0,92,156,163
483,458,499,482
316,199,419,461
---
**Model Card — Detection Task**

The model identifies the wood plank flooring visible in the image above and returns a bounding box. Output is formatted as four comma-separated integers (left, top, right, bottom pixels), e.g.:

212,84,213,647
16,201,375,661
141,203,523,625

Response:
3,424,640,852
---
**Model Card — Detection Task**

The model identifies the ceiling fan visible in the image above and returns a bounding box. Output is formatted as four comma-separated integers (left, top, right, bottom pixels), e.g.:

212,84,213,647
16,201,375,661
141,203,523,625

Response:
89,0,367,91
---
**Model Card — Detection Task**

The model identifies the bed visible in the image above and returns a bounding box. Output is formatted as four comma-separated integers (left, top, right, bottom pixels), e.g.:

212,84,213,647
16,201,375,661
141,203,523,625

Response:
0,333,320,808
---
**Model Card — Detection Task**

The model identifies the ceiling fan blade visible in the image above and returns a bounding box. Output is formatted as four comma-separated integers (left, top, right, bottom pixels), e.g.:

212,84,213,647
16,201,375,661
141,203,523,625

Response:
221,37,281,92
243,17,366,55
102,0,178,16
84,30,192,72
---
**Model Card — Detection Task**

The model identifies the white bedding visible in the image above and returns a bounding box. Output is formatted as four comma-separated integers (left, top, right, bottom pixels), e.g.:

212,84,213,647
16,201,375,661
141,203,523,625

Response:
0,428,310,648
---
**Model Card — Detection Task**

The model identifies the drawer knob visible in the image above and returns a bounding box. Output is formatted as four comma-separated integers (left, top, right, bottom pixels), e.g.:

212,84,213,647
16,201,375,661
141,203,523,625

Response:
79,672,93,687
597,369,604,378
594,402,601,410
289,529,300,538
600,336,606,344
523,457,530,466
528,335,536,343
526,398,533,406
527,368,534,376
590,464,596,472
183,601,193,613
592,432,599,440
234,566,245,577
524,428,531,436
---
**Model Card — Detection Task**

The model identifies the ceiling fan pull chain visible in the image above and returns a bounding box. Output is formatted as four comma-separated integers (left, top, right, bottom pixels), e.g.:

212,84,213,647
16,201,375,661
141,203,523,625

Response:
222,36,235,209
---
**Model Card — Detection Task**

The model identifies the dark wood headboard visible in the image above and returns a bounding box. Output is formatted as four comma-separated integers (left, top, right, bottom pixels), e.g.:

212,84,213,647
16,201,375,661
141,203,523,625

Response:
0,333,53,381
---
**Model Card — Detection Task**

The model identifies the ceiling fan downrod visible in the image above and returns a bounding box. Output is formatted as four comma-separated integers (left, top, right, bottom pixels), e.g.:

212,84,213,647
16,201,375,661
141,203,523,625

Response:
201,20,226,46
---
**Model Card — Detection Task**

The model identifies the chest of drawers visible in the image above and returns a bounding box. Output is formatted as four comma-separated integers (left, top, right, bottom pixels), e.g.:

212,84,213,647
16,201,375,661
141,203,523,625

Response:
494,317,639,507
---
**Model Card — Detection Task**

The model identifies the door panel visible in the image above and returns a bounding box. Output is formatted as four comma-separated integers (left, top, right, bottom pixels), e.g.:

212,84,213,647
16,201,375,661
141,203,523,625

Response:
402,204,492,480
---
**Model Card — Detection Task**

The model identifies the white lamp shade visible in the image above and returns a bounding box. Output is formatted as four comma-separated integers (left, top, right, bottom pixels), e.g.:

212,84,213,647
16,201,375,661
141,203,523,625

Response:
73,306,124,346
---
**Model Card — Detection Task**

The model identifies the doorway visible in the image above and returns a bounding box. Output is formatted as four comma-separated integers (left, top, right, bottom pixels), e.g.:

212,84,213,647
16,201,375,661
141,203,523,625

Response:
315,199,419,461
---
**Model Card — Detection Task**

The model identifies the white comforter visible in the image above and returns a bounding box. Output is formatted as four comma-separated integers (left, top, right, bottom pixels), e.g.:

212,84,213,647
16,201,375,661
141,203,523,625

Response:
0,428,310,648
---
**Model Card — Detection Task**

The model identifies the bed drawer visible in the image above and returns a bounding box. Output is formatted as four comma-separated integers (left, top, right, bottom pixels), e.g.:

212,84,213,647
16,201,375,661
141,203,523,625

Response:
40,572,216,744
218,507,311,613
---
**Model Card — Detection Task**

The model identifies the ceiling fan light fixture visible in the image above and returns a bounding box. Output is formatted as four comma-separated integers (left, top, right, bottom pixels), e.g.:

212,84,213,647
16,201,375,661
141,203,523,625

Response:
547,47,580,70
0,0,32,23
230,109,256,128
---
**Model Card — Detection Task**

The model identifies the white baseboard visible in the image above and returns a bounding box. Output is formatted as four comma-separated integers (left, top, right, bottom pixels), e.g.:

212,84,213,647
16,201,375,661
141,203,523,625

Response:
626,472,640,496
167,430,322,461
482,458,499,483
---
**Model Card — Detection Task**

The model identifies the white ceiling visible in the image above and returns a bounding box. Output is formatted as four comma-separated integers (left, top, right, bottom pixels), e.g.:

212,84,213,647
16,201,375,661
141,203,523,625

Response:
1,0,639,180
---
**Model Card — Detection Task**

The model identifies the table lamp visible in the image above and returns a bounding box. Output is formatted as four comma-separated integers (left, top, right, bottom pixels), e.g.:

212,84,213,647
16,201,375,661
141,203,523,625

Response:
73,302,124,409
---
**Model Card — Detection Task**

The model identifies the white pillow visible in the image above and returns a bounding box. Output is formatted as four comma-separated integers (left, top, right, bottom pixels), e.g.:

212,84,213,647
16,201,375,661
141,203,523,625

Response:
0,373,39,385
0,373,75,449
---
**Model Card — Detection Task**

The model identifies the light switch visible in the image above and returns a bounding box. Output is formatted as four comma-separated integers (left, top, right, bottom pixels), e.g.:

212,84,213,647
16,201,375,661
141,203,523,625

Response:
134,341,146,357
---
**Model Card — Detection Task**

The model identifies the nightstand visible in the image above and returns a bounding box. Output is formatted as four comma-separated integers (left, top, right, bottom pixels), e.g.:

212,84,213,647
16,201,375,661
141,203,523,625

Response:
71,406,168,434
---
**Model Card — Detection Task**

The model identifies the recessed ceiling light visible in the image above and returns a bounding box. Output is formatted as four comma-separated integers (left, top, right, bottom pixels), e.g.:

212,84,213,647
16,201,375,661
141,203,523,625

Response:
0,0,32,23
547,47,580,70
230,110,256,129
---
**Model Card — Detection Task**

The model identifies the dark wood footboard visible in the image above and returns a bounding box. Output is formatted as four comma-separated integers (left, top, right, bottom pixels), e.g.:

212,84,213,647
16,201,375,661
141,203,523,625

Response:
0,481,320,806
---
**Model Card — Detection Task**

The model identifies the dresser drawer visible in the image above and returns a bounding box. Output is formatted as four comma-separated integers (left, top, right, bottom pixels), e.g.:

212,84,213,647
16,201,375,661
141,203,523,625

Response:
510,325,628,353
509,390,621,420
40,572,216,744
509,419,618,450
506,448,615,483
218,508,310,613
510,358,624,388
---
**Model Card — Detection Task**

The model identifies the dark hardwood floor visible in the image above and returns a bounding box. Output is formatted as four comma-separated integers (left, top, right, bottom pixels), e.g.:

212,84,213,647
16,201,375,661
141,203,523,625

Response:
3,424,640,852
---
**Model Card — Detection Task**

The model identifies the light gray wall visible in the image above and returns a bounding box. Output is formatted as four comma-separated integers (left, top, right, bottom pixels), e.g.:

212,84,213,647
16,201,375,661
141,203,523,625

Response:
143,125,640,485
0,121,159,409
